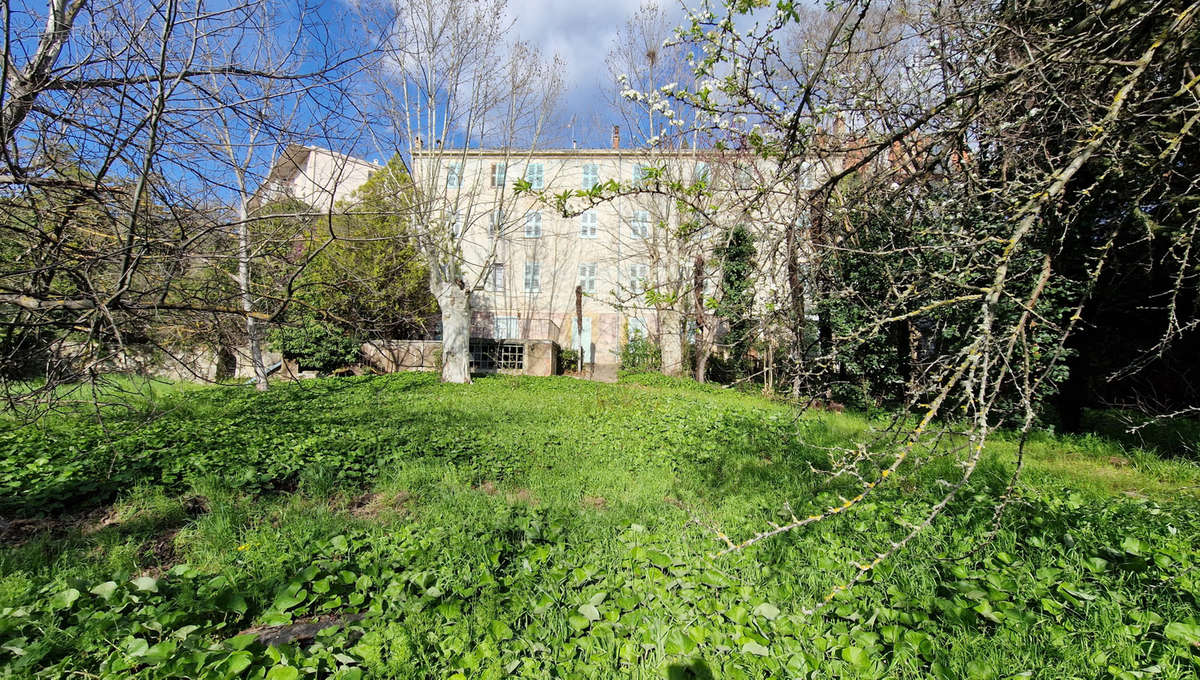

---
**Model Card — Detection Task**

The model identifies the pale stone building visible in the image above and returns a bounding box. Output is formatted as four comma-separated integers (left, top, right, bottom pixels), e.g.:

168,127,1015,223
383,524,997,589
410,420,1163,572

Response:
250,143,382,212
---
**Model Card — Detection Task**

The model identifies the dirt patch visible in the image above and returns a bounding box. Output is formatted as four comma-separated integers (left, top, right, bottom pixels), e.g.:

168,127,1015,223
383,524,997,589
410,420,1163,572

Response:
346,490,411,520
1107,456,1131,468
239,613,366,647
476,480,500,496
506,488,538,506
141,528,180,566
582,495,607,510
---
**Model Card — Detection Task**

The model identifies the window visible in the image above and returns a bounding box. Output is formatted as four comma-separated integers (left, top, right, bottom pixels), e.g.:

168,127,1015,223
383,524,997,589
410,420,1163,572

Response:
446,162,461,188
629,263,649,294
449,211,463,238
628,316,649,340
692,162,710,185
491,162,507,188
524,261,541,292
579,262,597,294
490,263,505,291
489,209,504,237
525,212,542,238
581,163,599,189
580,210,598,238
525,163,544,190
632,163,652,186
631,210,650,238
494,316,518,339
734,162,755,189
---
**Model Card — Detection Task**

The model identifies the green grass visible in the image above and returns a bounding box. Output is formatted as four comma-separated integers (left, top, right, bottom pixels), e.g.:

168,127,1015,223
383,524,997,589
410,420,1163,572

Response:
0,373,1198,679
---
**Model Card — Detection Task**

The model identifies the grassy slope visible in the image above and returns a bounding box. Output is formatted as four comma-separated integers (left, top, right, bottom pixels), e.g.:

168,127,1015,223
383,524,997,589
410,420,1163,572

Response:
0,373,1197,679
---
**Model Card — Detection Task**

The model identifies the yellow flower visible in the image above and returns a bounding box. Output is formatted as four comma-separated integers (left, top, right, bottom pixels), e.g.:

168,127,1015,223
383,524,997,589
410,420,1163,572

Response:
237,543,250,552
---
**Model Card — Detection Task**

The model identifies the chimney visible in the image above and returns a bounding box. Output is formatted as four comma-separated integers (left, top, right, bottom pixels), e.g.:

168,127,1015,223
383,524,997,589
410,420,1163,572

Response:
413,136,423,151
611,125,620,149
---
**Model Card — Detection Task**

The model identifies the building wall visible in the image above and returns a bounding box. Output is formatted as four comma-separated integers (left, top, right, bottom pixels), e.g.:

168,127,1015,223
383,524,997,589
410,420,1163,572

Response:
253,144,381,212
414,148,827,371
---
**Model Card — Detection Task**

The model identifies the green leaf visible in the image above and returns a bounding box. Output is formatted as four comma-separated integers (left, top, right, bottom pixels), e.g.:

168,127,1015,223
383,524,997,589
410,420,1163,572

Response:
266,665,300,680
50,588,80,610
490,620,513,641
741,641,770,657
123,637,150,658
131,576,158,593
578,604,601,621
1164,622,1200,646
330,534,349,552
753,602,780,621
568,614,591,631
223,651,253,675
143,640,177,665
90,581,118,599
841,645,871,670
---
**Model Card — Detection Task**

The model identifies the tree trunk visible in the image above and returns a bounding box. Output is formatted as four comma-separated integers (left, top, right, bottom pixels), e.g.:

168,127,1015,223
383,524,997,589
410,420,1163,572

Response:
437,281,471,383
659,308,684,376
237,201,268,391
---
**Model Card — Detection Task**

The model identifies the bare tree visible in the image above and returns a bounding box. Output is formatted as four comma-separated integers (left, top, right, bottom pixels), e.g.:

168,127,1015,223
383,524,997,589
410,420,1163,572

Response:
358,0,563,383
0,0,370,410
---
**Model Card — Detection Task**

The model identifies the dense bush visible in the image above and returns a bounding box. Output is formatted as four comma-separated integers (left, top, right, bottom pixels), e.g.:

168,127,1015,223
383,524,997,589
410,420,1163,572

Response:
267,321,360,373
620,331,660,372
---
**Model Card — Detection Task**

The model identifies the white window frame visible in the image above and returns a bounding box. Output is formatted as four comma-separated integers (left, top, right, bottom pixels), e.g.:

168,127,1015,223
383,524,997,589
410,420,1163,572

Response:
692,162,709,185
629,263,649,294
446,162,461,188
494,316,519,339
490,263,505,292
525,212,542,238
489,209,504,237
524,261,541,293
449,211,463,238
525,163,544,190
631,210,650,239
628,316,649,340
581,163,599,190
580,210,598,238
491,162,507,188
579,262,597,294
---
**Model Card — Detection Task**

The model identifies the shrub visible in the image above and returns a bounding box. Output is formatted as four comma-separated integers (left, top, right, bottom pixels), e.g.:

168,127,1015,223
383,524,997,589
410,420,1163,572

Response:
267,321,360,372
620,332,660,372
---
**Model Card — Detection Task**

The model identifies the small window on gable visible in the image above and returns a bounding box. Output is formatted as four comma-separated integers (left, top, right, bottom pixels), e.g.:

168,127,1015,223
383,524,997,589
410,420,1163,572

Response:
525,163,544,190
631,210,650,238
580,210,598,238
491,162,507,188
525,212,542,238
582,163,599,190
579,262,597,294
446,162,461,188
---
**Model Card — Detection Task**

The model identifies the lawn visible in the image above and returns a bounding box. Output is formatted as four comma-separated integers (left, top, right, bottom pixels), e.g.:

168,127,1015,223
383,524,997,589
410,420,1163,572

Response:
0,373,1197,679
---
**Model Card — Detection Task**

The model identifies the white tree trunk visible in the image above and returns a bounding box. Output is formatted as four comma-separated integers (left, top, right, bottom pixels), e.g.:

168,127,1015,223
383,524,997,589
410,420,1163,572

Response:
659,309,684,376
437,283,471,383
237,202,268,391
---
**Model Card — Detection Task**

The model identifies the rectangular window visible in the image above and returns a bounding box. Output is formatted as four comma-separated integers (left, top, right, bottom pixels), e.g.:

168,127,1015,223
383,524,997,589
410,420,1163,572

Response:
525,163,544,190
524,261,541,292
692,162,709,185
525,212,542,238
580,210,598,238
631,210,650,238
582,163,599,190
632,163,652,186
628,316,649,340
449,211,463,238
490,263,505,292
579,262,597,294
629,263,649,294
734,162,755,189
489,209,504,237
446,162,461,188
491,162,507,188
494,316,519,339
